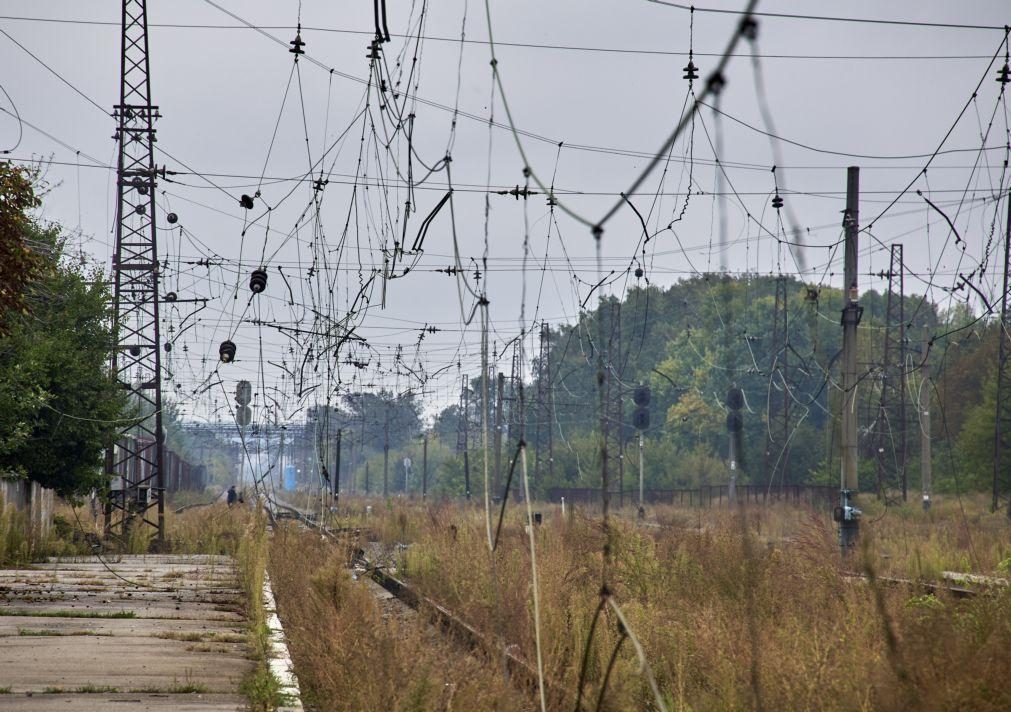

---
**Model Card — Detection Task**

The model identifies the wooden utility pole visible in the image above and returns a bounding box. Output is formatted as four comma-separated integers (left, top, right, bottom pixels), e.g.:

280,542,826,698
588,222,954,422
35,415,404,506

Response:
422,433,428,500
838,166,863,551
462,377,472,500
382,402,390,497
638,432,645,511
359,405,367,494
334,428,342,500
277,417,285,490
920,363,932,511
347,433,354,494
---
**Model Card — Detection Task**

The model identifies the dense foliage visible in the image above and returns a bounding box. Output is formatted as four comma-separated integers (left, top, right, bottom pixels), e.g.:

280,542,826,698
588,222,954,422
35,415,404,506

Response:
412,274,1003,500
0,163,44,334
0,163,125,497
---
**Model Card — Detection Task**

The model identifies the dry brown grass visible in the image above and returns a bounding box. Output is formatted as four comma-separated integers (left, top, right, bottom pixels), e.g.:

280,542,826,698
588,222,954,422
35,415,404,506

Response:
166,503,253,555
268,522,533,711
353,498,1011,711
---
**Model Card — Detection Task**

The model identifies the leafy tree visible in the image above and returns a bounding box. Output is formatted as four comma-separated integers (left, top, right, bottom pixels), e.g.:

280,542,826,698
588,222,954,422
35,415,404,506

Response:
429,271,990,497
339,390,422,453
955,368,1003,492
0,163,44,333
429,450,468,497
313,391,423,492
935,322,1000,439
0,222,126,497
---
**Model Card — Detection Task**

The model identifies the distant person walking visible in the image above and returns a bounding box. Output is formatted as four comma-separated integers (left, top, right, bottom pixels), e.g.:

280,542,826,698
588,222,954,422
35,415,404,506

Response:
227,485,238,506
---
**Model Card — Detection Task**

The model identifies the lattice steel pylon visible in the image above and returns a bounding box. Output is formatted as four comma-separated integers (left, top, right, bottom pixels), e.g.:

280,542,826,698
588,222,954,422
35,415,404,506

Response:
504,340,526,498
763,276,791,487
105,0,165,543
533,321,554,488
994,193,1011,515
875,244,907,501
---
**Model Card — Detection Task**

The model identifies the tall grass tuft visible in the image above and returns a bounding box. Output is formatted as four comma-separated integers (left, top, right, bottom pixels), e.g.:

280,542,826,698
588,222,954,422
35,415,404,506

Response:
0,496,34,565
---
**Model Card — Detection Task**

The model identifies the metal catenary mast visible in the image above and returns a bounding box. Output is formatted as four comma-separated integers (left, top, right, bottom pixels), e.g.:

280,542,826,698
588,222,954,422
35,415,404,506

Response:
105,0,165,543
534,321,554,488
875,244,908,502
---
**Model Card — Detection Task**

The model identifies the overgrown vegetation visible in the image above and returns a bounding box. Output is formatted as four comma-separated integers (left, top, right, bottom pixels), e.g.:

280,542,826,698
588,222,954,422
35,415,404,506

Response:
234,507,291,711
0,498,238,565
0,497,49,565
268,522,531,711
316,499,1011,711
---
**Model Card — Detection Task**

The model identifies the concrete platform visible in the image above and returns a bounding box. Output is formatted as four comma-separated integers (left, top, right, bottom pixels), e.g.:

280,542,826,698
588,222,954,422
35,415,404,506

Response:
0,555,254,710
0,692,248,711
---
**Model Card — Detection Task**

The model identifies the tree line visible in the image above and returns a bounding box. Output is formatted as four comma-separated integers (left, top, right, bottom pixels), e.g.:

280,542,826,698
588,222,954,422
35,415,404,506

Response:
341,273,1005,501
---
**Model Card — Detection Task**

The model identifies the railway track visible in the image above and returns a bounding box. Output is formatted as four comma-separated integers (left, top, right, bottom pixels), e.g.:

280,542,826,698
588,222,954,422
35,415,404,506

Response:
268,497,1003,709
355,552,570,706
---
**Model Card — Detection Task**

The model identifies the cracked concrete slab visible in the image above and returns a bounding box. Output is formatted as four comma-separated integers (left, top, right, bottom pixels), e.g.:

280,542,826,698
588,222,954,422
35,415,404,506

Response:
0,555,254,710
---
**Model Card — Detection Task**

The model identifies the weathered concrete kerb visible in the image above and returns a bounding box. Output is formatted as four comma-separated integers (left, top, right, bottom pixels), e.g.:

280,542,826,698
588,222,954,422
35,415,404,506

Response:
0,554,254,710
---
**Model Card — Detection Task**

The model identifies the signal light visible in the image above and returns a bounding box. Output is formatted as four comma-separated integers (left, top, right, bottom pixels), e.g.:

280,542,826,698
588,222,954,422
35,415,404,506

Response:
166,212,178,224
633,385,651,407
235,405,252,427
219,340,236,363
632,408,651,430
235,380,252,406
632,384,651,431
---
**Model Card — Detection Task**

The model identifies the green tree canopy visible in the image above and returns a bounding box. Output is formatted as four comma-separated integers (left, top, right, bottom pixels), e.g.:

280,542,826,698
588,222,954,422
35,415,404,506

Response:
0,174,125,497
0,163,44,333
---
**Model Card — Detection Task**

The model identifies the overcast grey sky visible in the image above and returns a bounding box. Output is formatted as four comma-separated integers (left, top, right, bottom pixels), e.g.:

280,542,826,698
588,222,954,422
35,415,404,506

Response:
2,1,1009,422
